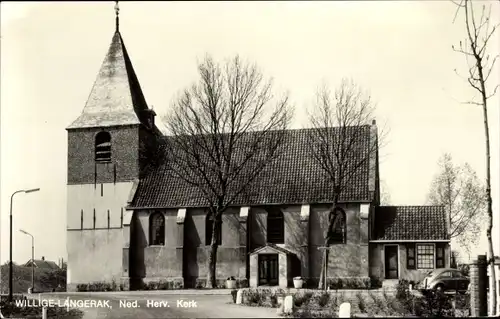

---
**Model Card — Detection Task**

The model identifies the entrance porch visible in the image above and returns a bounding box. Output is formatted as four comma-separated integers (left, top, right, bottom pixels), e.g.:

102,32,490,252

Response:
249,244,298,288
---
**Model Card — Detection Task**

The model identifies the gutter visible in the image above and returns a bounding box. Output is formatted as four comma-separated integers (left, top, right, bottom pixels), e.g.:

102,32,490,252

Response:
369,240,450,243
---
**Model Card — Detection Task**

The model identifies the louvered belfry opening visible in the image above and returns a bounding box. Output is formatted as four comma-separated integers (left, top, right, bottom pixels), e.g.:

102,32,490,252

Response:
95,131,112,162
267,207,284,244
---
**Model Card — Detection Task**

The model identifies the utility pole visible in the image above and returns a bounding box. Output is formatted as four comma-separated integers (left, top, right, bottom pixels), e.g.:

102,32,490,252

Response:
19,229,35,293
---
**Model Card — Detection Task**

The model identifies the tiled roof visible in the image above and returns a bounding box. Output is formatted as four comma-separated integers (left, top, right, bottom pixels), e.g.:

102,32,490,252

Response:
26,259,60,270
130,125,373,208
68,31,150,129
373,206,449,241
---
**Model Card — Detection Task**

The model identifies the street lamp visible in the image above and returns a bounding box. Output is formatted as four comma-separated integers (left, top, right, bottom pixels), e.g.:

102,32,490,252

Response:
9,188,40,302
19,229,34,293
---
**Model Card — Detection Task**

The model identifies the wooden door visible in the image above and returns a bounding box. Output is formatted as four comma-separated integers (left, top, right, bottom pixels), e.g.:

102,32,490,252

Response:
258,254,279,286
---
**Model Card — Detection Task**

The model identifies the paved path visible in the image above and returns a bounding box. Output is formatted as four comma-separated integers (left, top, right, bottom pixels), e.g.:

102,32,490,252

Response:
35,292,279,318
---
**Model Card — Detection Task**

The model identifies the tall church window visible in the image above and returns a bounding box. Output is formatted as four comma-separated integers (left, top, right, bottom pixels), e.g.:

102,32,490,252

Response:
149,212,165,246
95,132,111,162
267,208,284,244
205,213,222,245
328,209,346,244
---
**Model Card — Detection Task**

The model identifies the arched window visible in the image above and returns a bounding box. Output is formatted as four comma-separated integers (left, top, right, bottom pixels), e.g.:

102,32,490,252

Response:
328,208,346,244
205,213,222,245
95,132,111,162
149,212,165,246
267,208,284,244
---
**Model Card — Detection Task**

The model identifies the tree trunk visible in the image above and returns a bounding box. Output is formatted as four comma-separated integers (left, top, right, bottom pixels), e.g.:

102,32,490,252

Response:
482,103,497,315
317,201,342,290
477,59,497,315
318,249,330,289
206,215,220,289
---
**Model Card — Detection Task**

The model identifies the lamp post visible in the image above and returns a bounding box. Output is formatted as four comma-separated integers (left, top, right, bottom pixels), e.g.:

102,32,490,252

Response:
19,229,34,293
9,188,40,302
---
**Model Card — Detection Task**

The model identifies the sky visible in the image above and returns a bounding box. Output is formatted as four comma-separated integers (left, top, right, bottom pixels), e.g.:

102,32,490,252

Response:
1,1,499,265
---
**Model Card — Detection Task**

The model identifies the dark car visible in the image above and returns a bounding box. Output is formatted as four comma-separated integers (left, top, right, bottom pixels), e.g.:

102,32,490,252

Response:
418,268,470,293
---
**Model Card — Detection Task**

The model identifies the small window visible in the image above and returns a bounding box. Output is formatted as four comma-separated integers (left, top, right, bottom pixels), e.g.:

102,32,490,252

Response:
407,243,416,270
440,271,453,278
206,213,222,246
328,208,346,245
417,244,435,270
267,208,284,244
95,132,111,162
149,212,165,246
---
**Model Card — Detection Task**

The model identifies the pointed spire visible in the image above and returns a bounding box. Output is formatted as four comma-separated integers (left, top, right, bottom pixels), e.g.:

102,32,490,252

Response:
114,1,120,32
67,1,158,131
67,32,150,129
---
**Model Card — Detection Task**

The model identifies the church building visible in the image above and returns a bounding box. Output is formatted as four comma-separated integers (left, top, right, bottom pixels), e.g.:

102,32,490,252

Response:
66,10,450,291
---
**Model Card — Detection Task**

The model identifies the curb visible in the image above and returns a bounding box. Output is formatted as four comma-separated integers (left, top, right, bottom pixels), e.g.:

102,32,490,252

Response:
37,289,232,296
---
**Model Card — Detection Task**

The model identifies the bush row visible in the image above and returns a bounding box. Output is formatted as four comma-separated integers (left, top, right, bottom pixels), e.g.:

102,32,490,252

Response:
305,277,373,289
395,279,470,317
76,280,123,292
192,278,248,289
141,280,183,290
231,280,470,318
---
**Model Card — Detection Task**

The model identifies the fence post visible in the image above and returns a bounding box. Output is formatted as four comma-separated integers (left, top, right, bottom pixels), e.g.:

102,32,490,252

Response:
42,306,47,319
469,255,488,317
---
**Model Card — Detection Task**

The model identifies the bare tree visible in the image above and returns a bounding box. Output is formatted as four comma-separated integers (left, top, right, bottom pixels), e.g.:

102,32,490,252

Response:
163,55,292,288
307,79,383,289
380,179,391,206
427,153,486,256
452,0,498,313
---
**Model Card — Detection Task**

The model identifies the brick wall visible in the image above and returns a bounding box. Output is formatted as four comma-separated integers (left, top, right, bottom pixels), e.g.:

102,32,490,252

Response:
67,125,140,184
469,255,488,317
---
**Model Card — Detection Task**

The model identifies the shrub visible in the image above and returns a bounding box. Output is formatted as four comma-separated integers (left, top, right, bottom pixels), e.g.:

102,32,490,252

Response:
356,292,367,313
294,291,314,308
76,283,88,292
369,276,382,289
246,288,266,306
241,288,285,308
394,279,416,315
328,277,370,289
395,279,411,300
77,281,121,292
230,289,238,303
316,291,330,307
371,291,389,314
292,308,336,318
195,279,204,289
237,278,249,288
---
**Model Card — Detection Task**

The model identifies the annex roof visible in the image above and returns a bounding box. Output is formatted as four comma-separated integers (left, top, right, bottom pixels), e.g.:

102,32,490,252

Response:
372,206,449,241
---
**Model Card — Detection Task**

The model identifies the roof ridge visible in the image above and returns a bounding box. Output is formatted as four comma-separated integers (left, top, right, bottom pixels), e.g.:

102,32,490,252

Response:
159,124,371,140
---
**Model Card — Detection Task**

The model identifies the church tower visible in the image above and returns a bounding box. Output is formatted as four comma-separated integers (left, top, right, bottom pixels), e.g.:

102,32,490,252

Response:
65,3,159,291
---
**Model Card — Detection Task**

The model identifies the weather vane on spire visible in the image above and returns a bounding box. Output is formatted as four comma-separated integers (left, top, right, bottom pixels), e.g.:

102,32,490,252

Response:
114,1,120,32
